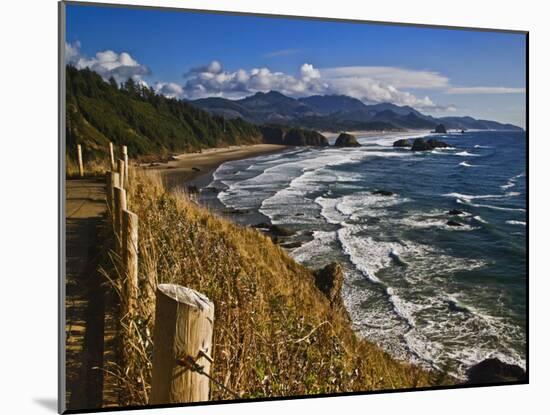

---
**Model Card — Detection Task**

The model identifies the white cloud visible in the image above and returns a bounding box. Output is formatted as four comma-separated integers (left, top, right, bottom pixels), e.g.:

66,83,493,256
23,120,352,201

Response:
446,86,526,94
65,41,150,84
182,61,328,100
154,82,184,98
321,66,450,89
179,60,447,109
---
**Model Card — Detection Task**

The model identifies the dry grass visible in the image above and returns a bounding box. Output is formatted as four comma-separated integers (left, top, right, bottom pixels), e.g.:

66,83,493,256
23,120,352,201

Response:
102,168,444,406
66,155,111,178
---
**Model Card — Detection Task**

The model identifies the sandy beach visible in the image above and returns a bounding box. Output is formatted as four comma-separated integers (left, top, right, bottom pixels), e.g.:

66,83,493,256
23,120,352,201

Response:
146,144,289,190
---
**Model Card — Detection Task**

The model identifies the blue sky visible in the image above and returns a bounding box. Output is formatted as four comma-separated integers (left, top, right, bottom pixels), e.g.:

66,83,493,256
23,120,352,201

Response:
66,3,526,127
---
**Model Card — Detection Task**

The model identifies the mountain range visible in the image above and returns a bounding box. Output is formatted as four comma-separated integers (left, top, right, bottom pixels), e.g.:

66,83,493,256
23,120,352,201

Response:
191,91,523,132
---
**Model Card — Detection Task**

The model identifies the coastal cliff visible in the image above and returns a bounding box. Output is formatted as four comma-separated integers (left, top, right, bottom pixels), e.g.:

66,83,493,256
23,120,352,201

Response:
113,169,438,403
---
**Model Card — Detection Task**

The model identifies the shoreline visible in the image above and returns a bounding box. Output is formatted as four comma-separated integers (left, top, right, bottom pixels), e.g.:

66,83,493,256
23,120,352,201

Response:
146,144,290,191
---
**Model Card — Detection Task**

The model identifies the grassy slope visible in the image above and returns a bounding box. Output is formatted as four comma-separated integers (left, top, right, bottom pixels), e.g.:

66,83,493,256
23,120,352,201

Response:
115,170,442,404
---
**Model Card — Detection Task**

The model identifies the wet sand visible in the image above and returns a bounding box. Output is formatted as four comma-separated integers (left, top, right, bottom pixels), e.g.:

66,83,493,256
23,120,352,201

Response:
146,144,289,190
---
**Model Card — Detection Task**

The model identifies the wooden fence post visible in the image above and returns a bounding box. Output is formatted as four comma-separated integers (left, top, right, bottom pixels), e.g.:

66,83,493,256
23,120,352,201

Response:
109,142,116,171
122,146,129,188
77,144,84,177
108,172,120,215
118,159,125,190
150,284,215,404
113,186,127,253
106,171,113,213
122,209,138,317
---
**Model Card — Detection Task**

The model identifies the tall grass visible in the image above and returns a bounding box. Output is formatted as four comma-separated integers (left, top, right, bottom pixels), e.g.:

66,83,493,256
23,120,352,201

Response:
104,168,443,406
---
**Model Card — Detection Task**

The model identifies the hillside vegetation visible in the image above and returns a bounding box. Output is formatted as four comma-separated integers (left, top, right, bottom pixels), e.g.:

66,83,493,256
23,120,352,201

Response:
66,66,262,161
108,169,443,405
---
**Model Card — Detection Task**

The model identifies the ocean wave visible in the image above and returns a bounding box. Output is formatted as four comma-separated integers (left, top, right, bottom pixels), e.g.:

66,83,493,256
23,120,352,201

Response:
455,151,479,157
335,192,407,221
506,220,526,226
337,225,400,284
500,172,525,190
457,198,526,212
459,161,476,167
443,192,505,201
291,230,338,265
315,196,347,225
393,216,477,231
474,145,492,149
473,215,488,224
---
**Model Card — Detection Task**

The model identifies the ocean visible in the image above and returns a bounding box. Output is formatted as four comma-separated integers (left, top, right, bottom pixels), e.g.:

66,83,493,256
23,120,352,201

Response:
203,130,527,379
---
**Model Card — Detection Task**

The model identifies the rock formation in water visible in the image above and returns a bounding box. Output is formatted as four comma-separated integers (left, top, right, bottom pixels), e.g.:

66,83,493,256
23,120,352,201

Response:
466,358,526,384
393,138,411,147
334,133,361,147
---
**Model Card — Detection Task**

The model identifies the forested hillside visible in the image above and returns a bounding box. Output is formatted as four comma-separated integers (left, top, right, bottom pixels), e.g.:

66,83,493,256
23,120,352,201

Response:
66,66,261,160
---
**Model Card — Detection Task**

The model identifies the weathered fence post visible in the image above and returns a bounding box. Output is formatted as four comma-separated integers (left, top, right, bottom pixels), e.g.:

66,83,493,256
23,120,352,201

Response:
150,284,215,404
108,172,120,215
118,159,125,190
122,145,129,188
113,186,127,253
77,144,84,177
106,171,114,213
122,209,138,317
109,142,116,171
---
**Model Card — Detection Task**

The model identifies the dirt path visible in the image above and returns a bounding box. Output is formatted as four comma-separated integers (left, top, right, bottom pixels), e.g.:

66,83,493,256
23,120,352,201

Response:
65,178,117,411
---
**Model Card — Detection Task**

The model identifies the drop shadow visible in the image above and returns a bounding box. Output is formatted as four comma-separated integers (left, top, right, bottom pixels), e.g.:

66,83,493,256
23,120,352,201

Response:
34,398,57,412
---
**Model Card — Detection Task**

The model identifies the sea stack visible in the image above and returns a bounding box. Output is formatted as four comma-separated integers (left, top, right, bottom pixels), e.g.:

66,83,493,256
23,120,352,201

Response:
393,138,411,148
411,137,450,151
434,123,447,134
334,133,361,147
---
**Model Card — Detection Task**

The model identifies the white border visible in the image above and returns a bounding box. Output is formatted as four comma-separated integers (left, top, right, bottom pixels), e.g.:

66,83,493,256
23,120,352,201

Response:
2,0,547,414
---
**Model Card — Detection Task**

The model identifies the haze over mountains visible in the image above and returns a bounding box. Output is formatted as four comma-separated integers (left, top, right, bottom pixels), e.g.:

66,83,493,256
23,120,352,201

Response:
192,91,523,132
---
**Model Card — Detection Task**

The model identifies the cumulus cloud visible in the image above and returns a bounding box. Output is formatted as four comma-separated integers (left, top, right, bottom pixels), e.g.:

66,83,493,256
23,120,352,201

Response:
446,86,525,94
180,60,446,109
321,66,450,89
181,61,329,100
65,41,150,84
154,82,184,98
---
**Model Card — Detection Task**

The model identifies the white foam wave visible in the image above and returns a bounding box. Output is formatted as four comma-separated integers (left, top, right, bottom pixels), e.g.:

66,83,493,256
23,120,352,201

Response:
315,196,347,224
444,192,505,202
291,231,338,265
455,151,479,157
457,199,526,212
473,215,488,224
337,225,400,284
506,220,526,226
474,145,492,149
459,161,476,167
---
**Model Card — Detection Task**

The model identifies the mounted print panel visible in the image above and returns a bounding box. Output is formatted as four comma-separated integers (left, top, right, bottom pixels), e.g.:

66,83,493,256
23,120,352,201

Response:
59,1,527,413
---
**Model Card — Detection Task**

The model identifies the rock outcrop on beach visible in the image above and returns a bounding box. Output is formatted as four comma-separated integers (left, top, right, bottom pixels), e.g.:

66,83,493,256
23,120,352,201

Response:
334,133,361,147
252,222,295,237
393,139,411,147
260,126,286,144
284,128,329,146
260,126,329,147
314,262,344,307
466,358,526,384
434,123,447,133
411,137,450,151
